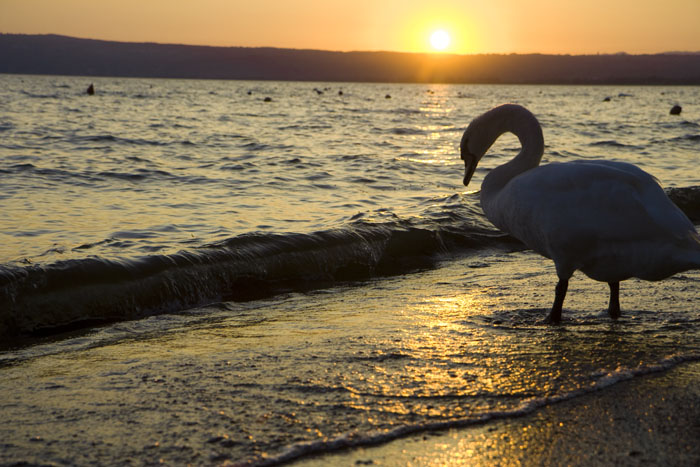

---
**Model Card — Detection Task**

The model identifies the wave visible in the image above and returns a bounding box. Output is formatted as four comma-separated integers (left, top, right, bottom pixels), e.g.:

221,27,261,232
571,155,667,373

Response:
250,354,699,466
669,133,700,143
20,90,61,99
650,133,700,146
0,201,504,343
2,186,698,344
589,140,643,150
73,134,196,147
389,128,427,135
6,163,102,186
5,162,226,187
658,120,700,129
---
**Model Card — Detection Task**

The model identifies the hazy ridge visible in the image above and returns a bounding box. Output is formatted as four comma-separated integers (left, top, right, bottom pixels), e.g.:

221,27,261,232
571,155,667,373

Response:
2,33,700,84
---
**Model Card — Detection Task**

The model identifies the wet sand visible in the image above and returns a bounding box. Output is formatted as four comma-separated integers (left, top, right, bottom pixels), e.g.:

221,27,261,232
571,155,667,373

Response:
297,361,700,466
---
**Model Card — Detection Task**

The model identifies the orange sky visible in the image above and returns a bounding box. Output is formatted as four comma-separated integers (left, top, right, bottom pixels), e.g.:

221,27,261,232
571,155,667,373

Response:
2,0,699,55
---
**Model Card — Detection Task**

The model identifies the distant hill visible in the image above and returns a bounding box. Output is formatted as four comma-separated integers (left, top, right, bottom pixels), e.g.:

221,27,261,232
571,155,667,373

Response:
2,34,700,84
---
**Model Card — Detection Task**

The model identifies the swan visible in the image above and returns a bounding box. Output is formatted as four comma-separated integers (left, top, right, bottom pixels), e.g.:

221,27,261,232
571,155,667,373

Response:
460,104,700,323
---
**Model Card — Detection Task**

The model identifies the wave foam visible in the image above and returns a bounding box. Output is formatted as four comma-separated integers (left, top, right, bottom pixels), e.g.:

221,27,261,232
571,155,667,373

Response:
251,354,699,466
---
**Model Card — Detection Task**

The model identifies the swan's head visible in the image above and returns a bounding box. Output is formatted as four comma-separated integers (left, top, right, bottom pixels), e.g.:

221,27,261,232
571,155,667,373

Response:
460,104,541,187
460,115,492,187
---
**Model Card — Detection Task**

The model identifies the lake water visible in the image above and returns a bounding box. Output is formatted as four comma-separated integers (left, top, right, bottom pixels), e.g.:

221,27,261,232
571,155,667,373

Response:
1,75,699,465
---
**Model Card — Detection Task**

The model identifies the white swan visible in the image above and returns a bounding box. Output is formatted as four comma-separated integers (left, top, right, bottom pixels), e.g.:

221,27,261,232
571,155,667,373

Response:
460,104,700,323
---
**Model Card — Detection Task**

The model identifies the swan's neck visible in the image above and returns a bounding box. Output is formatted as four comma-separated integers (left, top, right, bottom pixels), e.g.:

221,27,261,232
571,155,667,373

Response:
481,108,544,198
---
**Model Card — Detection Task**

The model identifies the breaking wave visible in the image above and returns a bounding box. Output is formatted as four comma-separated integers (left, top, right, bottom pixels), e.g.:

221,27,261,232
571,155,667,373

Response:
1,186,698,344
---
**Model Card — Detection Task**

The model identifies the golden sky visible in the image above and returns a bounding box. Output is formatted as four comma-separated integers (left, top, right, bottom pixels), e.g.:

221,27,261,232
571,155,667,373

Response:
2,0,699,55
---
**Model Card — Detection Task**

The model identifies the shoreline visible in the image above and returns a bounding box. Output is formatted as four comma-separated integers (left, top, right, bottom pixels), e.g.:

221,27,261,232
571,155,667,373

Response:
295,361,700,466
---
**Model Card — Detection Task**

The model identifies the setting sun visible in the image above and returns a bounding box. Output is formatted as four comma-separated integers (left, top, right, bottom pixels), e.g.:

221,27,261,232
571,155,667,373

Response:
429,29,451,51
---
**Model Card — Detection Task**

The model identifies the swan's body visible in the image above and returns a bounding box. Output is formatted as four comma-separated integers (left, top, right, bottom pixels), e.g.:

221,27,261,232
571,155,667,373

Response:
460,104,700,322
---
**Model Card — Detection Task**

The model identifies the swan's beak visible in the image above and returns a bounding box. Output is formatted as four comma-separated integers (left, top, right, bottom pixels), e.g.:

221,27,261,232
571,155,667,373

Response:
462,152,477,187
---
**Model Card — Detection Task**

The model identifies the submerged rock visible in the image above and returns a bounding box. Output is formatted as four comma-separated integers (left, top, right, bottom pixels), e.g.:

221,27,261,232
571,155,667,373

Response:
670,104,682,115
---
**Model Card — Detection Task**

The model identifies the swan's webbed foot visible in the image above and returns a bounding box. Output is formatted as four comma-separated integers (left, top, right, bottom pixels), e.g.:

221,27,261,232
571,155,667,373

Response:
546,311,561,324
548,279,568,324
608,281,621,320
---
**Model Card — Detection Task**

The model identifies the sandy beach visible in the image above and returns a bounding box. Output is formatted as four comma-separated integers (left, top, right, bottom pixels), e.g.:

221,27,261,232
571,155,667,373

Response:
296,361,700,466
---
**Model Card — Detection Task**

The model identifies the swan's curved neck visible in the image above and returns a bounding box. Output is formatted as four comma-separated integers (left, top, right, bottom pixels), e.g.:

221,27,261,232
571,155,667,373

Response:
481,106,544,197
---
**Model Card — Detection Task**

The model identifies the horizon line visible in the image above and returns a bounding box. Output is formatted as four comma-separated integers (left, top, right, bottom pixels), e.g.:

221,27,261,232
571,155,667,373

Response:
3,32,700,58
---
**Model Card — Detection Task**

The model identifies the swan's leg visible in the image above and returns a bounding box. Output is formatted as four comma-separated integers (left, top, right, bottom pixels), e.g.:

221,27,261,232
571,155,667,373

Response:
548,279,568,324
608,281,621,319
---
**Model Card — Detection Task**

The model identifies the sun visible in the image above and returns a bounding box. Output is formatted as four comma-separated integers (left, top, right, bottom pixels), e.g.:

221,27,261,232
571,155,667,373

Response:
429,29,451,51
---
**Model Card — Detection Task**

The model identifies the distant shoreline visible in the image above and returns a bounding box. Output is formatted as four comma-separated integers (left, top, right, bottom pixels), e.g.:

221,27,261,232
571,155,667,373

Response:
2,34,700,85
4,72,700,88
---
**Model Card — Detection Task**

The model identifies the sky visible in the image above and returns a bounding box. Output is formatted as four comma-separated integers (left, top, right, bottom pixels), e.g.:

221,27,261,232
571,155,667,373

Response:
2,0,700,55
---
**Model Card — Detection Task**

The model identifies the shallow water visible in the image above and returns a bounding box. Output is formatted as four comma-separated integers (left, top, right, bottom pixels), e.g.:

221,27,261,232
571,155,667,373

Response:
0,76,699,465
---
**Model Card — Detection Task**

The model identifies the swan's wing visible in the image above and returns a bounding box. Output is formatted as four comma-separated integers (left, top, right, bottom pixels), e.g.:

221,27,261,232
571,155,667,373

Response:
483,161,696,277
562,161,695,240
